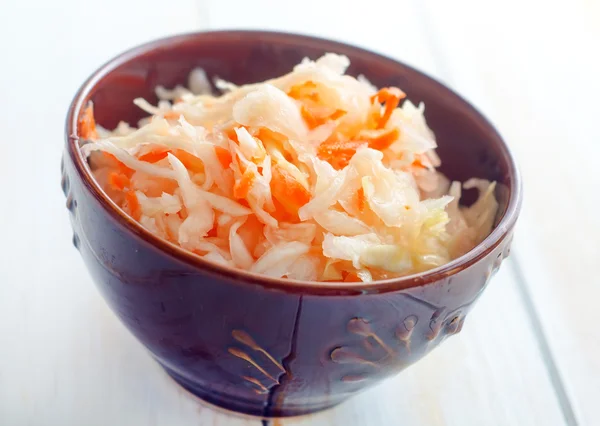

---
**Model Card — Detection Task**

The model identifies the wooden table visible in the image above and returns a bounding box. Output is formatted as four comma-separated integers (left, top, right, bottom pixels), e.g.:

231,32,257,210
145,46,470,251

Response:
1,0,597,424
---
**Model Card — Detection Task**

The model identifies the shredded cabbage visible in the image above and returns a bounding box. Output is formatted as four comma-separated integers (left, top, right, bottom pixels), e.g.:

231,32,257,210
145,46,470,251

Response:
80,53,499,282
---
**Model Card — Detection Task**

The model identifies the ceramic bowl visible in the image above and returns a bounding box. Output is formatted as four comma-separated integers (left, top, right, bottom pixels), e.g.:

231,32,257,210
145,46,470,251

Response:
62,30,521,418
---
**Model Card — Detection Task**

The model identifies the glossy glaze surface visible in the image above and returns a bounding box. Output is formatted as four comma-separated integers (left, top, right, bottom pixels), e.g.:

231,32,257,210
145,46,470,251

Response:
63,31,520,417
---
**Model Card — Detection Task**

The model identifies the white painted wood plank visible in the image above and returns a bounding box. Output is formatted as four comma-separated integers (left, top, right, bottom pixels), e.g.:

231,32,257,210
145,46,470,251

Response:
0,1,205,425
0,0,567,424
204,0,444,81
414,1,600,424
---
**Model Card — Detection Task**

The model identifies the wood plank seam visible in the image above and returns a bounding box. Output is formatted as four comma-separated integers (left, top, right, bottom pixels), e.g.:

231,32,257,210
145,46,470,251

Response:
510,255,578,426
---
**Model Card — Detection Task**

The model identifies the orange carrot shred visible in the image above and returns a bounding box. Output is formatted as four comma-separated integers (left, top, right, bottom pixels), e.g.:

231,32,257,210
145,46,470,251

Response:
357,187,366,212
225,128,241,143
101,152,119,167
140,148,208,173
207,226,218,238
301,106,346,129
319,125,397,167
178,208,188,220
215,146,233,169
79,103,98,140
370,87,406,129
300,105,320,129
317,140,365,170
163,111,181,120
228,131,239,144
125,191,141,221
412,153,432,169
233,170,256,199
288,81,319,101
174,150,204,173
343,272,361,282
118,162,134,176
138,149,170,163
329,109,347,121
108,172,130,191
270,165,311,215
102,152,133,175
270,198,295,223
359,128,400,151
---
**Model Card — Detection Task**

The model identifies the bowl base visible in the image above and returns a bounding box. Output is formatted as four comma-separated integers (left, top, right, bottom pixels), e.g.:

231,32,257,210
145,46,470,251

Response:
162,364,342,418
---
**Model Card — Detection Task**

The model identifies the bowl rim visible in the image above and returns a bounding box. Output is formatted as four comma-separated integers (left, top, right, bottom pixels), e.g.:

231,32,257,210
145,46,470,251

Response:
65,29,522,295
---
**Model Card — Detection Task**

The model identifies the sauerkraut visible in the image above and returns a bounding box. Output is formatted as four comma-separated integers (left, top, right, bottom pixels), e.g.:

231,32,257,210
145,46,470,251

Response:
79,53,498,282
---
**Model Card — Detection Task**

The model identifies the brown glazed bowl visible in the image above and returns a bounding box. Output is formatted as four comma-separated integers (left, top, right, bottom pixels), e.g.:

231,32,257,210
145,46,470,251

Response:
62,31,521,418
